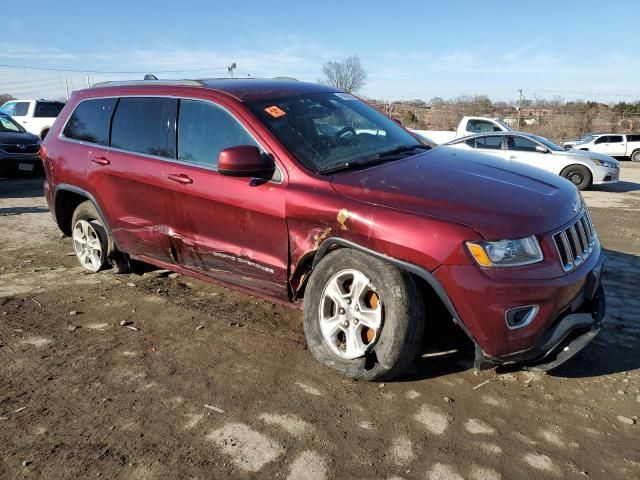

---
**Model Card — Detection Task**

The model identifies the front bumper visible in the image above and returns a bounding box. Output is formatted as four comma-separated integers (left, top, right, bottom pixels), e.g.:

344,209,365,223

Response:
475,254,605,371
434,243,606,371
592,166,620,184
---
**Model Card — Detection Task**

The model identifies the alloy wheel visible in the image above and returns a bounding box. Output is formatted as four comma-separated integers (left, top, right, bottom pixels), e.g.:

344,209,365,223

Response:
318,269,383,359
72,219,104,272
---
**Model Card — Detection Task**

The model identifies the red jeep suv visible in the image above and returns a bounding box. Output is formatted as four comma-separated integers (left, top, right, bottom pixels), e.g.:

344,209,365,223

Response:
41,78,605,380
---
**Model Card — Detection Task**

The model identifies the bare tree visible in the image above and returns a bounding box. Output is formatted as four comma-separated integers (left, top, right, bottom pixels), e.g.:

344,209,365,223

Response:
321,55,367,93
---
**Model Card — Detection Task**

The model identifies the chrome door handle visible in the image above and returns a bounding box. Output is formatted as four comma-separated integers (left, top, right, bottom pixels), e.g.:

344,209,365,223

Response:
90,156,110,166
168,173,193,184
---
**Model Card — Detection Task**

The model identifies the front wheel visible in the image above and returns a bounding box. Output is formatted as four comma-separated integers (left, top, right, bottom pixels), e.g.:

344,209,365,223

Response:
561,165,592,191
303,249,425,381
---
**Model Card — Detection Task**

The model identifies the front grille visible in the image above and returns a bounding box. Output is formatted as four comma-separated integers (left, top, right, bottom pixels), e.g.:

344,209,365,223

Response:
0,143,40,155
552,210,596,272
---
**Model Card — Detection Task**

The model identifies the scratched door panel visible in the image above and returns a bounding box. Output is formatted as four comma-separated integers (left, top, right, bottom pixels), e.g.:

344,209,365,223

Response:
163,163,288,299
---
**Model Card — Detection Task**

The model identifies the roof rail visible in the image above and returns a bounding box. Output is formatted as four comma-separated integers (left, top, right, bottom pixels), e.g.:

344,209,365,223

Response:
91,79,204,88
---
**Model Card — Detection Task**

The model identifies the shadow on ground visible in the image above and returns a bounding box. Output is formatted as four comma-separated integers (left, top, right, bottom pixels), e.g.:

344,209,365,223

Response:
0,177,44,199
549,247,640,378
590,180,640,193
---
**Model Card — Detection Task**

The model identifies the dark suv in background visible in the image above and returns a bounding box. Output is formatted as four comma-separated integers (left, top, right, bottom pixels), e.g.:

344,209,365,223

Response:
41,78,605,380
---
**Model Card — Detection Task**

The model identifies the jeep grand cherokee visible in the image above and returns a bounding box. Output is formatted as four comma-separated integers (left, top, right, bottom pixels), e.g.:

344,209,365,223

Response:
41,78,605,380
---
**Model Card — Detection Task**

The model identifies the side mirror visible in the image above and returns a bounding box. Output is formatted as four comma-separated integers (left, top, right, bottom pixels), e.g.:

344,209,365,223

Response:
218,145,275,179
535,145,549,153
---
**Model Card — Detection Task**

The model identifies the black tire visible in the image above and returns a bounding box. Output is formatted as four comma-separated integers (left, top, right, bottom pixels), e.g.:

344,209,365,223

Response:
71,200,130,273
632,150,640,162
41,129,50,140
561,165,592,191
303,249,425,381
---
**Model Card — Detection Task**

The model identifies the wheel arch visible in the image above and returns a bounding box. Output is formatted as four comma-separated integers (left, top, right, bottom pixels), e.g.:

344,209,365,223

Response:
40,127,51,139
306,237,476,344
560,163,594,182
54,184,122,252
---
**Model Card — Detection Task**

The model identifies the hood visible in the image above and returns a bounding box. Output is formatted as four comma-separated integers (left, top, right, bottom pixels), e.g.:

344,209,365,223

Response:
562,149,619,164
0,131,40,145
330,146,580,239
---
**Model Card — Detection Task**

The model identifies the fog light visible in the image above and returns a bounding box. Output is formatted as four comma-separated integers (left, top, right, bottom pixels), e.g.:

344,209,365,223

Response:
505,305,539,329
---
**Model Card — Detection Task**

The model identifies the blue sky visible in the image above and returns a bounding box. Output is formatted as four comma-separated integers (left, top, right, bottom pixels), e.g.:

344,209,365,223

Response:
1,0,639,102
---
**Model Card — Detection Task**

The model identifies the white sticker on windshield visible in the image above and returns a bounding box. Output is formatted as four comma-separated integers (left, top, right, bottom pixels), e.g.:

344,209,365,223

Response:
334,93,356,101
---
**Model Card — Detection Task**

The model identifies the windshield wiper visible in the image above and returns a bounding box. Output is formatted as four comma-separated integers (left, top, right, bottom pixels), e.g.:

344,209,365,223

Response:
374,144,431,159
319,144,430,175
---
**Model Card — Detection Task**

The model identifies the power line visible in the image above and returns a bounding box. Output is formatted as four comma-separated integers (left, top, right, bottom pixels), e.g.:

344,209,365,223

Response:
0,63,229,74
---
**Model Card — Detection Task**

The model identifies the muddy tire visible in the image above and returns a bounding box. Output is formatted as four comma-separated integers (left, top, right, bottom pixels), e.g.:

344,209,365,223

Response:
71,201,130,273
303,249,425,381
631,150,640,162
561,165,592,191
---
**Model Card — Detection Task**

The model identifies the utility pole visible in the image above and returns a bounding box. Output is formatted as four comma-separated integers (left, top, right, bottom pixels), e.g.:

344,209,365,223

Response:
85,71,91,88
227,63,237,78
64,74,70,101
517,88,524,129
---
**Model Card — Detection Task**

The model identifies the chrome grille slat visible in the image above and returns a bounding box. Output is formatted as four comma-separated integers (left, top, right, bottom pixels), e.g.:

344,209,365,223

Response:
576,221,588,253
552,210,596,272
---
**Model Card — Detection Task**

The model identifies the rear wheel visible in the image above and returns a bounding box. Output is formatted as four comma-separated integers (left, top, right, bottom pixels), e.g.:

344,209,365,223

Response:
71,201,130,273
40,129,50,140
303,249,425,381
561,165,592,190
631,150,640,162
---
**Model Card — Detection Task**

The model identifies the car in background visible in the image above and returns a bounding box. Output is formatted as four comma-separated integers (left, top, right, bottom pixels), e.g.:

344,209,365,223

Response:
447,132,619,190
0,99,65,139
562,133,603,150
569,133,640,162
0,112,42,175
411,116,512,144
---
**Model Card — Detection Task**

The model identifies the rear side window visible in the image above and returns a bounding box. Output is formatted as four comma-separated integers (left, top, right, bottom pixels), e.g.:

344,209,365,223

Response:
608,135,623,143
34,102,64,118
177,99,258,168
111,97,177,159
64,98,117,146
475,135,503,149
627,134,640,142
13,102,29,116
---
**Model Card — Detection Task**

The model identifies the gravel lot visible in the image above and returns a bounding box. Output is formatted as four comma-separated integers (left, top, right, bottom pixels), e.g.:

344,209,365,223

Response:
1,164,639,480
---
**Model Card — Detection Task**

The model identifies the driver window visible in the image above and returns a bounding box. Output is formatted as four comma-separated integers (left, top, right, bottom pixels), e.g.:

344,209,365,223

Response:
507,136,538,152
594,136,608,144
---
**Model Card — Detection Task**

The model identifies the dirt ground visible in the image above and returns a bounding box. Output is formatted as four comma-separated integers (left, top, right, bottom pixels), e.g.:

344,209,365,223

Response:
1,164,639,480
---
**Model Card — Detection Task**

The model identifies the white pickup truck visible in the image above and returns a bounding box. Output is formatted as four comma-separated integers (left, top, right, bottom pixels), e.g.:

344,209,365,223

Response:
569,133,640,162
411,116,512,144
0,99,65,139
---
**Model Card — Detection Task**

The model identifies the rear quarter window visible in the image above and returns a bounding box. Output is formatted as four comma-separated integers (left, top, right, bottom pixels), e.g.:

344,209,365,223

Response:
63,98,117,146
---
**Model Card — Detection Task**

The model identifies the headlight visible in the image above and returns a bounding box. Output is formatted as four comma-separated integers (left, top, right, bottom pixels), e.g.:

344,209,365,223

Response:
466,235,543,267
592,159,618,168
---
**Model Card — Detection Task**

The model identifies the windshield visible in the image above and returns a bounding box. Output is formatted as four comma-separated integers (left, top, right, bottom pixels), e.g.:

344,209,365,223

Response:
246,92,428,173
0,113,25,133
531,134,563,152
575,135,595,144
